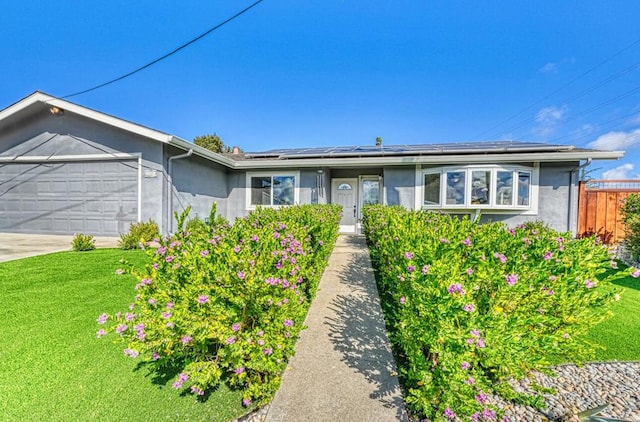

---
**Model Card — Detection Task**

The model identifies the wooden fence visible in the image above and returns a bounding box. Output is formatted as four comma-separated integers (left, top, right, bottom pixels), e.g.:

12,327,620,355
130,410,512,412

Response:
577,179,640,243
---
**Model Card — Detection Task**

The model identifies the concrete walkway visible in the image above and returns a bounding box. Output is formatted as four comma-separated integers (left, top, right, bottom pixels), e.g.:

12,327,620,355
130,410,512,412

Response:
265,235,407,422
0,233,119,262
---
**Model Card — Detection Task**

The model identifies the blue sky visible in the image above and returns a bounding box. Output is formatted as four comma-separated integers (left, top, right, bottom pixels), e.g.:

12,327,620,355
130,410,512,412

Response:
2,1,640,179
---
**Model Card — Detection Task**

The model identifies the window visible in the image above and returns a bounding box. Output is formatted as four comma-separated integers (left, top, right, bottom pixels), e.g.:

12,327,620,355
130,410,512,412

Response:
420,165,536,212
247,172,299,208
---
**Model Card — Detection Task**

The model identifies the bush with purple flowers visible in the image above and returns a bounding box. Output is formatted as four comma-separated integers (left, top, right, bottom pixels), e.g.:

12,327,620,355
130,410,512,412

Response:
362,205,638,421
98,204,340,408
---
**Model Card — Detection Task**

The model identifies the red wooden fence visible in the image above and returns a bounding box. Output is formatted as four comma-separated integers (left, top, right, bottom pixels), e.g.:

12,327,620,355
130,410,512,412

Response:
577,179,640,243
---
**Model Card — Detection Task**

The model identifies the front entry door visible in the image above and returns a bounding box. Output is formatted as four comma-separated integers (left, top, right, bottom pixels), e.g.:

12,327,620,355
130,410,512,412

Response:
331,178,358,233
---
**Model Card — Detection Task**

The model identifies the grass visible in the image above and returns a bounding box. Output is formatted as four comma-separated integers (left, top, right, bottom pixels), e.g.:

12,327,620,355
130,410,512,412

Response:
585,268,640,361
0,249,245,422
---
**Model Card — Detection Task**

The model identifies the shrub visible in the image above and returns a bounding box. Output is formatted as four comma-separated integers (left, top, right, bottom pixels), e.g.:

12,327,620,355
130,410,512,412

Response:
118,220,160,250
362,205,638,421
71,233,95,251
98,204,341,408
621,193,640,262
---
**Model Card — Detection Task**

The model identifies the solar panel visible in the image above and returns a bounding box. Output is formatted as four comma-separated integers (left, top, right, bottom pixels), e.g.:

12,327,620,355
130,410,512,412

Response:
244,141,576,159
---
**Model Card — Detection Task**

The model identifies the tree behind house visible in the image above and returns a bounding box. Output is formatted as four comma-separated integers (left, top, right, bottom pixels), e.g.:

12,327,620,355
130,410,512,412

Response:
194,134,233,153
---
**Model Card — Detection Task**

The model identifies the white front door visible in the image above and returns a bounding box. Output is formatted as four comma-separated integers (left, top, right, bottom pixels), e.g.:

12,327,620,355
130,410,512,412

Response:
331,178,358,233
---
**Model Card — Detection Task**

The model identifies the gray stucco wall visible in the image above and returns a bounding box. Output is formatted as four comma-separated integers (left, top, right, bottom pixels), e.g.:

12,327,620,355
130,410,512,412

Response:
479,162,578,233
165,146,228,232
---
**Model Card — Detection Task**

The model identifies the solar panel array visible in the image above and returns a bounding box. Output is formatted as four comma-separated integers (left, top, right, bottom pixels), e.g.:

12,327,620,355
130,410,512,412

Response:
244,141,576,159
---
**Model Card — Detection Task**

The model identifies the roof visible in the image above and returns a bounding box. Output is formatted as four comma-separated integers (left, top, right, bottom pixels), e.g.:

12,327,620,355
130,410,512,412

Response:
0,92,625,170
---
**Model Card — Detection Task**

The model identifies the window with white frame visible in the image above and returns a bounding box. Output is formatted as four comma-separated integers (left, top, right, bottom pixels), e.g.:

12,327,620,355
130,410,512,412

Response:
420,165,537,211
246,172,299,208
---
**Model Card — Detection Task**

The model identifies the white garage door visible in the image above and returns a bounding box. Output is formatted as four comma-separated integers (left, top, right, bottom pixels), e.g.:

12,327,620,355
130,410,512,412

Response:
0,160,138,235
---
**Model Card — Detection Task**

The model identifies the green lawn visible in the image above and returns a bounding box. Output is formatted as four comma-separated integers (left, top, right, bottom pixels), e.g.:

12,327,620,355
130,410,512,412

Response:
585,269,640,361
0,249,245,422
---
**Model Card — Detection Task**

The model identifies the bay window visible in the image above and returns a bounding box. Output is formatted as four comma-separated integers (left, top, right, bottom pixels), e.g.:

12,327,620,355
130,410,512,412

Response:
420,165,537,211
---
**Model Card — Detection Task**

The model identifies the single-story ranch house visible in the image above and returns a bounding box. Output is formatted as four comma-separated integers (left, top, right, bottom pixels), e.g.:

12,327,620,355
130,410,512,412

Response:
0,92,624,236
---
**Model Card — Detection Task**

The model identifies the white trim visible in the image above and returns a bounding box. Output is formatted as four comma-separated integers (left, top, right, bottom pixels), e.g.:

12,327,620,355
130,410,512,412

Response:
245,171,300,210
0,153,139,162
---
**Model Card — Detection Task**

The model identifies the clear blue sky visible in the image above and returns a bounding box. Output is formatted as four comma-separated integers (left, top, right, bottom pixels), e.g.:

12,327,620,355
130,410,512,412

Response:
2,1,640,179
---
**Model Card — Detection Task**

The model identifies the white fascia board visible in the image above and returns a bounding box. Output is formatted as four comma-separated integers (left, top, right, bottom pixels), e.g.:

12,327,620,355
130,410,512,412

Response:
231,151,625,169
0,153,140,162
168,136,236,168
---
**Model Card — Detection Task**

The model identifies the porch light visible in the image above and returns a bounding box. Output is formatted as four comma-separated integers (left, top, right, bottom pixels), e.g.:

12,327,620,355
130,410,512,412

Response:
49,106,64,116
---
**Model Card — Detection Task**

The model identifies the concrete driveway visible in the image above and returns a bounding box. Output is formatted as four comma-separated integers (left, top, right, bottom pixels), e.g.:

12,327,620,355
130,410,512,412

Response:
0,233,120,263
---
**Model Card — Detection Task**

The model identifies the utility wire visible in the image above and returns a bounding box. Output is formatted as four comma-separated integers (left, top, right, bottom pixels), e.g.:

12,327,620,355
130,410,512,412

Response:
61,0,264,99
471,36,640,141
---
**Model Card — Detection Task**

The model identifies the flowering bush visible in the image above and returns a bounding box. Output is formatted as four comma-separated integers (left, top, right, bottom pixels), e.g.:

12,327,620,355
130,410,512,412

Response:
362,205,639,421
98,204,341,408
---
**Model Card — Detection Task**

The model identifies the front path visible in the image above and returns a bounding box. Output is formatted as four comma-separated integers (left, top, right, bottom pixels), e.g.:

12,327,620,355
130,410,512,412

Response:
265,235,407,422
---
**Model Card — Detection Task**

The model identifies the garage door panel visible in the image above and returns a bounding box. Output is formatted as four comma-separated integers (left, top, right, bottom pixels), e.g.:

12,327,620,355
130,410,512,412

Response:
0,160,138,235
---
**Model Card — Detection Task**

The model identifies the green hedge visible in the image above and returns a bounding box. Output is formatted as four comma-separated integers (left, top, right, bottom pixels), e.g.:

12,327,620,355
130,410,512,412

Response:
362,205,637,421
98,204,341,408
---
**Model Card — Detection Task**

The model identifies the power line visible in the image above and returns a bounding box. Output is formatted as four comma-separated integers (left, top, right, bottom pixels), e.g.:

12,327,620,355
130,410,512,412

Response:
61,0,265,99
471,35,640,141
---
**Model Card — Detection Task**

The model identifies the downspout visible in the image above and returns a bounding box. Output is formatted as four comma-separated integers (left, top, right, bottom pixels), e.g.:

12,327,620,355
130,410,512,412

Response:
167,149,193,234
568,158,592,236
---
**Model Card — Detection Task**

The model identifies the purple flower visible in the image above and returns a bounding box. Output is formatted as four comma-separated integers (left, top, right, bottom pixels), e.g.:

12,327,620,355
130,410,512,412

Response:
273,232,280,239
179,373,189,382
123,348,139,358
237,271,246,280
251,235,259,242
461,361,470,370
166,321,175,329
152,352,160,360
476,392,487,404
440,237,450,244
243,398,251,407
543,251,553,260
258,339,265,346
470,329,481,338
152,263,159,270
234,367,245,375
585,279,595,289
465,376,475,385
165,256,174,263
505,273,518,285
148,298,156,305
96,329,106,338
234,246,241,253
493,252,507,263
404,251,414,259
284,319,294,327
125,312,135,321
406,265,415,272
610,260,618,269
190,385,205,396
422,265,430,274
97,313,108,324
463,303,475,312
563,333,570,339
198,295,209,304
477,338,486,348
181,335,193,344
443,407,455,419
483,408,496,419
631,268,640,278
166,302,174,309
399,296,406,305
232,323,241,332
200,250,209,257
447,283,465,295
162,311,172,319
115,324,128,334
549,275,557,281
462,237,472,246
466,268,474,276
263,348,273,355
226,336,236,345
